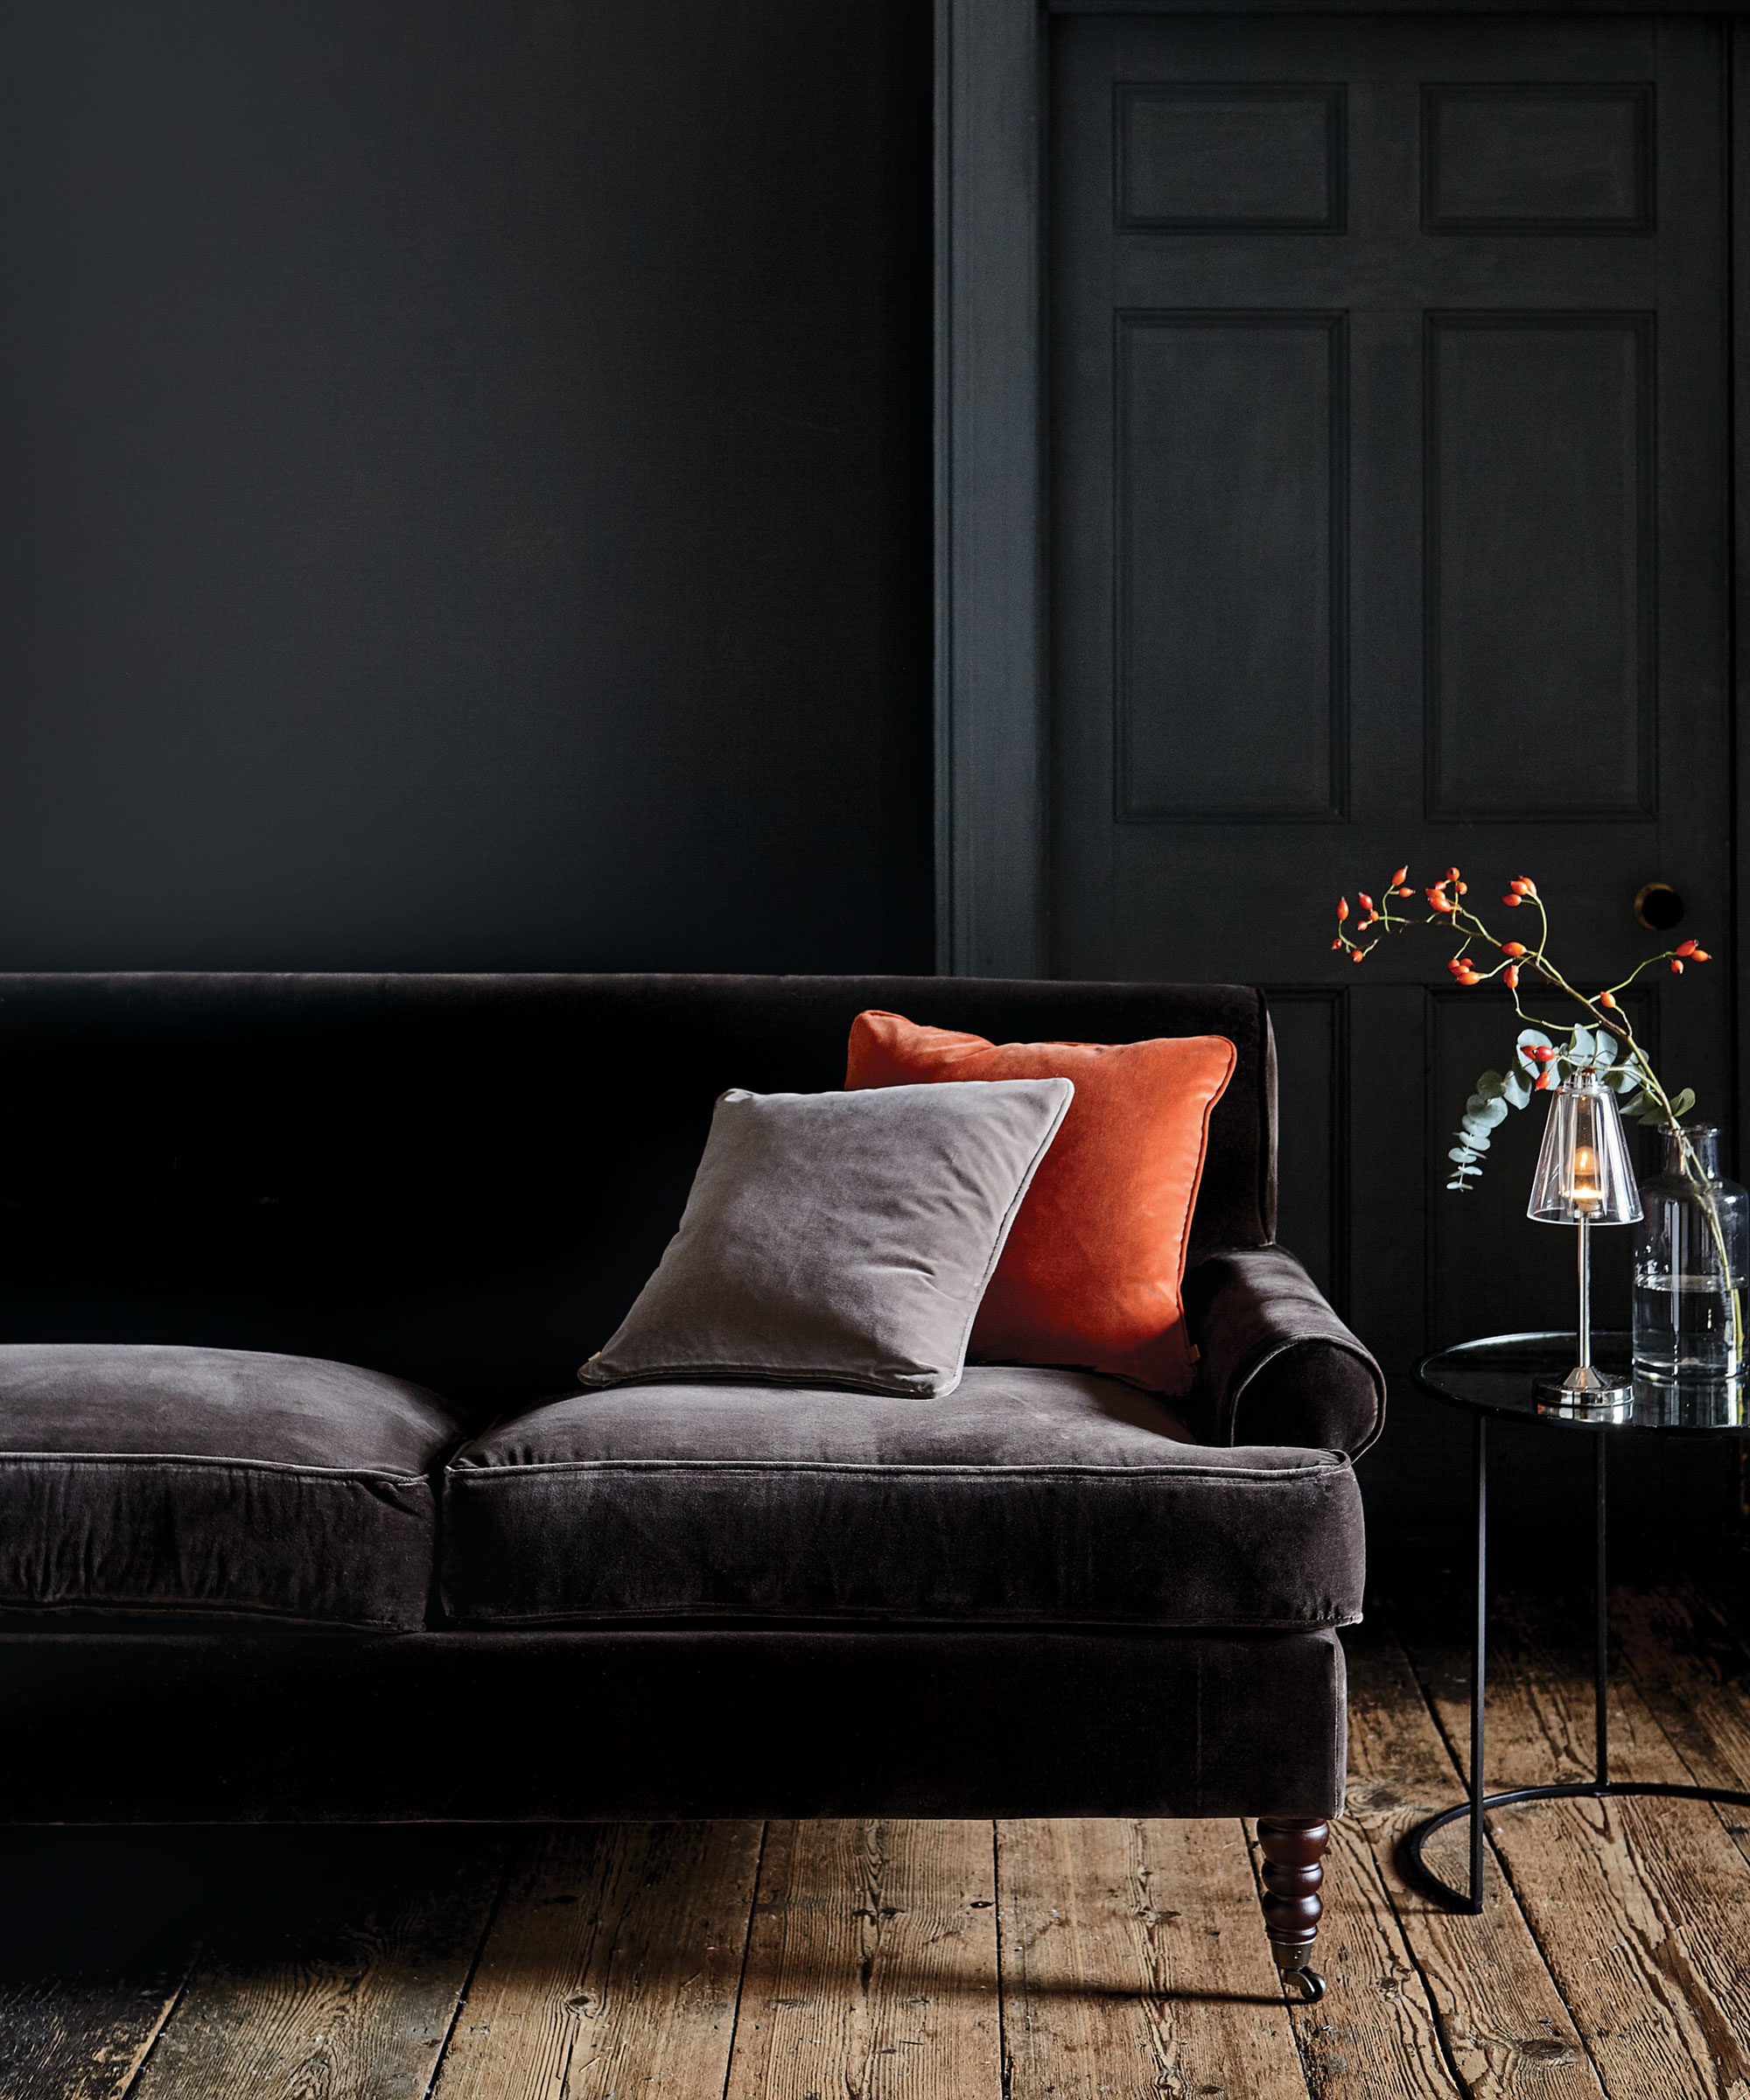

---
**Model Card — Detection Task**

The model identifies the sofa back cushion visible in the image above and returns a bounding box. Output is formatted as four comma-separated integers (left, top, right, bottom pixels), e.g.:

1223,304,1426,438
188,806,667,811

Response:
0,974,1274,1418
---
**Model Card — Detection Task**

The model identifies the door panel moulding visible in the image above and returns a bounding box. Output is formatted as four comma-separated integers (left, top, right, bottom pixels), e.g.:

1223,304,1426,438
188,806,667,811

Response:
936,0,1746,1056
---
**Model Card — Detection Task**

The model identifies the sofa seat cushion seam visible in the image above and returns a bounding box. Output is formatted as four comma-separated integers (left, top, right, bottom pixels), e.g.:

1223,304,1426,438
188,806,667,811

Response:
0,1596,422,1633
445,1456,1349,1483
0,1452,436,1486
441,1603,1363,1632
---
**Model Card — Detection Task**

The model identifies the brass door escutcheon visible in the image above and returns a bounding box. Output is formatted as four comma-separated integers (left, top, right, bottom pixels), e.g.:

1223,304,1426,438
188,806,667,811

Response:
1634,883,1684,932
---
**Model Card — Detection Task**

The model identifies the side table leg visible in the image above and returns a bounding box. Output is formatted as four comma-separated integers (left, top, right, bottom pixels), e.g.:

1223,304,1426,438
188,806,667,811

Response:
1594,1432,1608,1788
1469,1411,1487,1914
1403,1352,1750,1917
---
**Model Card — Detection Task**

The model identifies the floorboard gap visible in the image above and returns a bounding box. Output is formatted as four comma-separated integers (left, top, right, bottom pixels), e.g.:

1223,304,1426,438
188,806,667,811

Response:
717,1818,768,2100
111,1945,200,2100
420,1838,513,2100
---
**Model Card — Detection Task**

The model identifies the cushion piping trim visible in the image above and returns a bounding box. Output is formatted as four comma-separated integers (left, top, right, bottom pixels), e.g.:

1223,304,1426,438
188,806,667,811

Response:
0,1452,438,1485
582,1362,965,1396
0,1596,424,1631
440,1603,1365,1633
1225,1330,1388,1459
444,1455,1353,1482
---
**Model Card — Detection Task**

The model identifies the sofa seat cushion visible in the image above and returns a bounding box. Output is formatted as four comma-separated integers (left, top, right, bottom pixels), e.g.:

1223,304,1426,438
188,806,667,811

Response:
0,1344,460,1629
442,1366,1364,1630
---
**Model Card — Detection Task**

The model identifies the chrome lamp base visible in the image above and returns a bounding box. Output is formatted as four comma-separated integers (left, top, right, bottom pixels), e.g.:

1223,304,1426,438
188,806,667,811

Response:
1535,1361,1634,1410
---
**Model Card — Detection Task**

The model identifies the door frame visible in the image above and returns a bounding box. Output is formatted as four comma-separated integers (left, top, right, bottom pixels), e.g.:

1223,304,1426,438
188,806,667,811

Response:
936,4,1750,1158
935,0,1050,977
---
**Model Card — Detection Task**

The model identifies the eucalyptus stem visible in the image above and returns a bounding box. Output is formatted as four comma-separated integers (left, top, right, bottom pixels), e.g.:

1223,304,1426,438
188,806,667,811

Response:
1511,956,1741,1357
1674,1129,1744,1362
1330,864,1737,1356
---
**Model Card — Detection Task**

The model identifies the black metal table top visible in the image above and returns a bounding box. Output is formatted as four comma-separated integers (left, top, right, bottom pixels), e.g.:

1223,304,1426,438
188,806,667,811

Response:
1414,1332,1750,1434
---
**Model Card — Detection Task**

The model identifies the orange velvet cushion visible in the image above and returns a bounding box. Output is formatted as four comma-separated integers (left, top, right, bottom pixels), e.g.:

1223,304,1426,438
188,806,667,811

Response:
845,1012,1236,1396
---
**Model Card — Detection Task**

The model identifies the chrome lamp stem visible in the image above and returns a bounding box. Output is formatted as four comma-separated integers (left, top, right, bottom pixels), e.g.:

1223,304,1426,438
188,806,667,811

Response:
1549,1212,1631,1404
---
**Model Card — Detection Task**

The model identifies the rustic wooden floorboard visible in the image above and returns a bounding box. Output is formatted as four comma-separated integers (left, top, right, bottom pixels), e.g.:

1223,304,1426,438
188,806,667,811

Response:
0,1829,209,2100
13,1591,1750,2096
126,1829,503,2100
722,1818,1002,2100
432,1819,762,2100
1405,1603,1750,2100
995,1815,1309,2100
1308,1618,1597,2100
1614,1584,1750,1876
0,1970,191,2100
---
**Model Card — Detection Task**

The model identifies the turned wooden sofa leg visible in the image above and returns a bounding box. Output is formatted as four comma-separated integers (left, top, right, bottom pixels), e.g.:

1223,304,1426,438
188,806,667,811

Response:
1257,1816,1330,2003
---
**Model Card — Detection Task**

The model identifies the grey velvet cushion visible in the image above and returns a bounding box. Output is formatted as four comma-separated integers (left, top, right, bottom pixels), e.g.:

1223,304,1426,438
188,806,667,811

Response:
443,1366,1365,1629
0,1343,460,1629
579,1079,1074,1398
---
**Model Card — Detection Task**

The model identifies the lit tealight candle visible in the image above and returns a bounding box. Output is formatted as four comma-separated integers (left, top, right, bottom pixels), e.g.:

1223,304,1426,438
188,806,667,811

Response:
1569,1143,1602,1214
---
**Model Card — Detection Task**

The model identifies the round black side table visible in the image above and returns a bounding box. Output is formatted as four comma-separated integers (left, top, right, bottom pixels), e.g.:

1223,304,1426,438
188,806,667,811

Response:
1404,1331,1750,1914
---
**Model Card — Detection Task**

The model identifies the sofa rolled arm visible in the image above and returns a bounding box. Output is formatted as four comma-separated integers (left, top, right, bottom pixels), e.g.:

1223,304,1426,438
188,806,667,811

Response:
1182,1247,1385,1458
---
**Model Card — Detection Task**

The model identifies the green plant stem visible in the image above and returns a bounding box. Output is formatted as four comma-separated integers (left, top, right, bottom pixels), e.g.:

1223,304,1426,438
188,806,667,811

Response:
1341,878,1743,1363
1501,963,1740,1360
1470,929,1742,1361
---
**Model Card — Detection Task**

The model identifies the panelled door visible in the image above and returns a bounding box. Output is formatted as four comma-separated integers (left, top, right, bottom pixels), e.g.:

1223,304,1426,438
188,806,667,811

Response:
1048,13,1731,1369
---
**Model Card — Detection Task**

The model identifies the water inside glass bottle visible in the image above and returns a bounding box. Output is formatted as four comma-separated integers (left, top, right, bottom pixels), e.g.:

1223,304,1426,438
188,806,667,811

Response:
1632,1125,1748,1383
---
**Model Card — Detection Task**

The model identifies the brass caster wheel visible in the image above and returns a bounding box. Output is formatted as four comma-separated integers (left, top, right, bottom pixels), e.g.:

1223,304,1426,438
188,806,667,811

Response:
1284,1964,1326,2004
1270,1942,1326,2002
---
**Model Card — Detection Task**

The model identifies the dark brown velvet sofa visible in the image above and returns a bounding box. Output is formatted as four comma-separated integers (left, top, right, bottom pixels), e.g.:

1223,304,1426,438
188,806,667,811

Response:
0,973,1382,1998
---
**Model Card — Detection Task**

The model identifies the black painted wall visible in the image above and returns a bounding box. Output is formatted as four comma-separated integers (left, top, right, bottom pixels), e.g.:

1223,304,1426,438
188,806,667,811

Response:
0,1,934,971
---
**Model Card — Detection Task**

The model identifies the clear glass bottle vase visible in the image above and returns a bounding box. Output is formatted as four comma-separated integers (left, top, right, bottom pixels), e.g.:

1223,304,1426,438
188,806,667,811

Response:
1632,1124,1749,1383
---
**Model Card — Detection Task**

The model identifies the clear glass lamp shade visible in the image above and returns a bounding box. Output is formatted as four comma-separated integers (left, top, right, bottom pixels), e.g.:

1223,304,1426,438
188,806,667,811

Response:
1526,1072,1642,1226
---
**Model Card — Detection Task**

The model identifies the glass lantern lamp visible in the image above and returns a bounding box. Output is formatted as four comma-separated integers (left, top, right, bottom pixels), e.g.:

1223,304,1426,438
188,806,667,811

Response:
1527,1071,1642,1405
